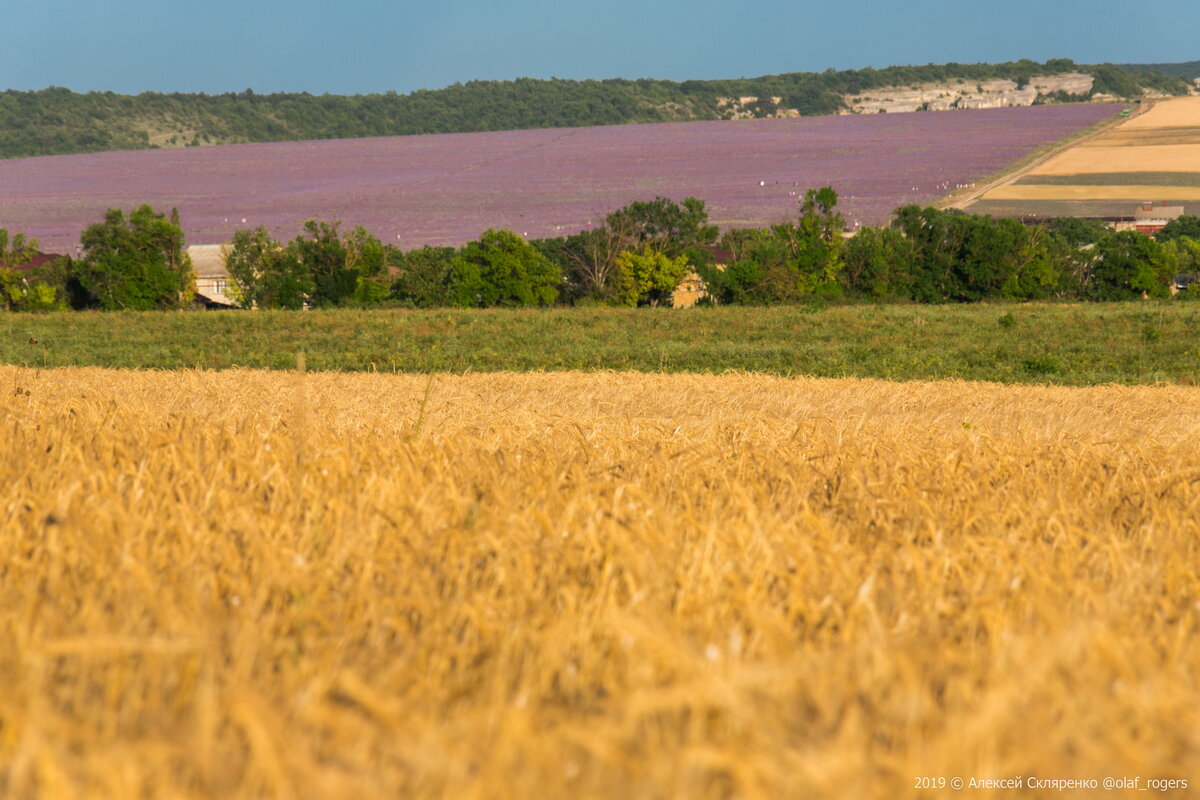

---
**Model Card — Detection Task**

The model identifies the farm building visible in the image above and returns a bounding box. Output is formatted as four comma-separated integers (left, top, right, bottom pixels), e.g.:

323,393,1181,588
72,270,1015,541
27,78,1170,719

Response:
1133,203,1185,236
672,246,735,307
186,244,235,308
0,252,63,273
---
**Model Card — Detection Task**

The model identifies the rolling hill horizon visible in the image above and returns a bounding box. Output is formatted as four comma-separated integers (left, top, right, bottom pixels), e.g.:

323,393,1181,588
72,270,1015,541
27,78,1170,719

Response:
0,59,1187,161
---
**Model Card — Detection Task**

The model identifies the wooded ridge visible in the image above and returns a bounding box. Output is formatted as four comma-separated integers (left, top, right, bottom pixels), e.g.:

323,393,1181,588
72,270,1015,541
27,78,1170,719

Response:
1,59,1189,160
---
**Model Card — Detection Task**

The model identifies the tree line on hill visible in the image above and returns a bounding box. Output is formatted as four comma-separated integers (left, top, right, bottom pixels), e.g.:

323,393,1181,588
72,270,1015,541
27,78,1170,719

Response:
2,193,1199,313
1,59,1190,160
1115,60,1200,80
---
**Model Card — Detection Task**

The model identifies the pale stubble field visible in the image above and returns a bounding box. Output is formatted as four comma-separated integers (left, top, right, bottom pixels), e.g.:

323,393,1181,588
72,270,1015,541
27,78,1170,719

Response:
1,367,1198,798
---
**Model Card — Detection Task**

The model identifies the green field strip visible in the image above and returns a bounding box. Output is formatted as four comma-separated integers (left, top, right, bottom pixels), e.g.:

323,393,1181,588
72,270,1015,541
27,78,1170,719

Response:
1015,172,1200,187
967,198,1166,218
1,305,1198,386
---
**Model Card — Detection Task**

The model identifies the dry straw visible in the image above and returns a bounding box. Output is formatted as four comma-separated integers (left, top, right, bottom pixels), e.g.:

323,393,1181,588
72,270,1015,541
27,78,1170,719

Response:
1,366,1198,798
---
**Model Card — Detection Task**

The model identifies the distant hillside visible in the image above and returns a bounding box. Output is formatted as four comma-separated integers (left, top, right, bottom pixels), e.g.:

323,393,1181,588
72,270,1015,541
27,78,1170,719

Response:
1115,60,1200,79
0,59,1189,160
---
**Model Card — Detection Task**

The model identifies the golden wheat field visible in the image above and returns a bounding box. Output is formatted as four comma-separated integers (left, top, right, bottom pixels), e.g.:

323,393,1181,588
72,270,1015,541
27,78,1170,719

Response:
2,366,1199,799
1025,142,1200,177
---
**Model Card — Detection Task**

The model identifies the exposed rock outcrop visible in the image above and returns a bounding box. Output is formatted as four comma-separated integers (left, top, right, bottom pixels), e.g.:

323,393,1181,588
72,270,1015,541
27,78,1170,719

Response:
717,96,800,120
841,73,1095,114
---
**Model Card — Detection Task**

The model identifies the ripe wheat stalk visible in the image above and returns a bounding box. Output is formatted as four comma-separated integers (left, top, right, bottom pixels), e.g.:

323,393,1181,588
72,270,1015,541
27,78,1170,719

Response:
1,366,1197,798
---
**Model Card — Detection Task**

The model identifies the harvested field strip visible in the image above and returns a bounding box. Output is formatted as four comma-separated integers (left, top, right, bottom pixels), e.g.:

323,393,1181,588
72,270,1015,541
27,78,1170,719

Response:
1114,97,1200,129
984,184,1200,201
1,367,1198,799
1030,144,1200,175
1080,128,1200,147
1014,171,1200,187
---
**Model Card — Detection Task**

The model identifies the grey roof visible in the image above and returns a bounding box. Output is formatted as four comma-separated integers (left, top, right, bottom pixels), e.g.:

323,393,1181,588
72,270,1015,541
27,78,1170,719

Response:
1134,204,1185,221
187,244,231,279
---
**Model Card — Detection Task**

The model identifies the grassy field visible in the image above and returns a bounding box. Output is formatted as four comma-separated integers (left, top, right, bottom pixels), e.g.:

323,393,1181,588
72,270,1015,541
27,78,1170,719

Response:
2,303,1199,385
2,367,1197,798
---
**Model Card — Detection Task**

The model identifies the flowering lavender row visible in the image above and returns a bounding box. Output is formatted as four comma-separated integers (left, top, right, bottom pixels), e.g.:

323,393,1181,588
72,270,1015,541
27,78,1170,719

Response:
0,105,1120,253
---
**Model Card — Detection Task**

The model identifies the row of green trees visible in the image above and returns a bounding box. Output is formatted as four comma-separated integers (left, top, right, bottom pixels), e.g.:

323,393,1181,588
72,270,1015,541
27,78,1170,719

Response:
3,194,1197,312
836,207,1195,303
1,206,195,311
1,211,399,312
3,60,1190,160
700,196,1196,304
218,195,719,310
219,192,1200,306
0,195,716,311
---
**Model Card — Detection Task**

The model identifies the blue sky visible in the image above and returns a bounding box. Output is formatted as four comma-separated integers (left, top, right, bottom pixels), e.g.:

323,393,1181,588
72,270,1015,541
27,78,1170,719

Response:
4,0,1196,95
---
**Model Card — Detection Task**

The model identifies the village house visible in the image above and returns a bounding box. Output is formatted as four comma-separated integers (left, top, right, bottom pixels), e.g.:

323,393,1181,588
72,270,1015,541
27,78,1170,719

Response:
0,252,64,274
186,244,235,307
671,246,733,307
671,271,709,307
1133,202,1185,236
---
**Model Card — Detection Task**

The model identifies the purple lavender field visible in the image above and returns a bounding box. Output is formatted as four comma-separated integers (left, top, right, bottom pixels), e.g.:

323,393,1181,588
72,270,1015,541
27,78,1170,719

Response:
0,105,1119,253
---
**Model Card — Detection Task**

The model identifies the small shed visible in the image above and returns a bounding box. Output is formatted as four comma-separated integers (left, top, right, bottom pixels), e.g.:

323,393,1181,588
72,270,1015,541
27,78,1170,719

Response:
187,244,236,307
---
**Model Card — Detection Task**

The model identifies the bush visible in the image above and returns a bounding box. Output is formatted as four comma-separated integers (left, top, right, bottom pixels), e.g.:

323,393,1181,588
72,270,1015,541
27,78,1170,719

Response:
612,246,690,307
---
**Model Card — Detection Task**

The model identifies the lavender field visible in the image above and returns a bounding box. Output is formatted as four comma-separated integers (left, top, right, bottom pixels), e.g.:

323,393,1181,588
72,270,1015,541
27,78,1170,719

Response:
0,105,1119,252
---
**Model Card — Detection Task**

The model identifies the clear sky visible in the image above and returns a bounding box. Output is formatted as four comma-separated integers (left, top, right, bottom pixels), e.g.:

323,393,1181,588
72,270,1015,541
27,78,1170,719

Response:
4,0,1196,95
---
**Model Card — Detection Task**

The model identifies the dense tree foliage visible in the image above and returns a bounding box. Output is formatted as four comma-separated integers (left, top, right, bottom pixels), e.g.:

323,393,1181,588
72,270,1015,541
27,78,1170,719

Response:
605,196,719,258
0,230,39,268
1,60,1188,160
700,188,846,304
73,206,193,310
0,230,65,311
1155,215,1200,243
225,221,388,308
224,227,312,309
389,246,457,308
842,225,917,300
612,247,691,307
291,221,389,307
1088,232,1177,300
1044,216,1112,247
886,206,1061,302
528,197,717,306
448,229,562,307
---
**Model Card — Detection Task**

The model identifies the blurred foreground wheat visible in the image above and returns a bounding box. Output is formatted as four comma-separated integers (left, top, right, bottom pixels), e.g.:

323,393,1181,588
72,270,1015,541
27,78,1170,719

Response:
1,366,1198,799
